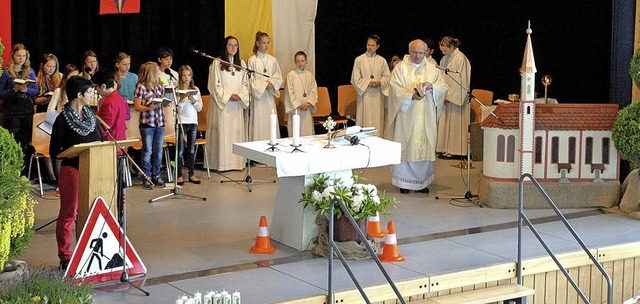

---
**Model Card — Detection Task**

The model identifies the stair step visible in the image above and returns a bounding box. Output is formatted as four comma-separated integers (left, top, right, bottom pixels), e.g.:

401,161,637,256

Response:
414,284,535,304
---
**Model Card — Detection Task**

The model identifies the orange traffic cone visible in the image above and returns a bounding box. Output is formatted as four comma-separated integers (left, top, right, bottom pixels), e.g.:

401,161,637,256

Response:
378,220,405,262
250,216,276,254
367,211,386,239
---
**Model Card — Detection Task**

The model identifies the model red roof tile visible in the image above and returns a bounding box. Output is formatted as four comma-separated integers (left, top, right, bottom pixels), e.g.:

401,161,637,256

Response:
481,103,619,130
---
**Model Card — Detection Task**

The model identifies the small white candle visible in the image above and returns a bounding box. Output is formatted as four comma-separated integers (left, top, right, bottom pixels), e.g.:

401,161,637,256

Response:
213,292,222,304
204,292,213,304
194,291,202,304
232,291,241,304
269,109,277,145
292,109,300,146
176,299,184,304
220,290,231,304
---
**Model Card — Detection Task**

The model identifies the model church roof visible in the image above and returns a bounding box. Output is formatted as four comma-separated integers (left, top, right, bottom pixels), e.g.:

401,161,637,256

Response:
482,103,619,131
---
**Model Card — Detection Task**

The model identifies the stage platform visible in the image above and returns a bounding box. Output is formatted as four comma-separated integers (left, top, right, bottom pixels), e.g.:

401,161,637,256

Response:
24,158,640,303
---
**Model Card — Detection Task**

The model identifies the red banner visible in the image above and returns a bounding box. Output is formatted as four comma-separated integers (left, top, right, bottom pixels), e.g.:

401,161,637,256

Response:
99,0,140,15
0,0,11,67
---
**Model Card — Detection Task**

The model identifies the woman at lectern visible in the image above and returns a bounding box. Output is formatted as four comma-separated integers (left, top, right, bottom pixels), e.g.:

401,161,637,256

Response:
49,76,104,271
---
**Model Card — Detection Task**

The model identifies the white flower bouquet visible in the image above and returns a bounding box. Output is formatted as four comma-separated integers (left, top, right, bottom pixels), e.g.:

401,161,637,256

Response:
299,173,398,220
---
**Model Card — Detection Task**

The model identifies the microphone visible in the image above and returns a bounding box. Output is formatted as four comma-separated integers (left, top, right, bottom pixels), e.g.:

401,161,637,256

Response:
435,65,459,74
95,115,111,131
164,68,176,80
189,47,216,60
84,66,93,76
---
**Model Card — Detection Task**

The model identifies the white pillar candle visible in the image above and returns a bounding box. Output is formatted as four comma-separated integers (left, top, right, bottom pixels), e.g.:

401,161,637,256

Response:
213,292,222,304
232,291,241,304
176,299,184,304
193,291,202,304
220,290,231,304
204,292,213,304
292,109,300,146
269,109,277,145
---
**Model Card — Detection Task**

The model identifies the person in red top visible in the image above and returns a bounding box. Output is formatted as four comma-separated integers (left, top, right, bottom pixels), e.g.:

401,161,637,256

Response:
93,71,129,142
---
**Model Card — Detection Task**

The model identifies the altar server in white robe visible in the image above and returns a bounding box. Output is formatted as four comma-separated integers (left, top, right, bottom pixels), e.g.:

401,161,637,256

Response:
284,51,318,136
247,31,283,141
436,36,471,158
424,38,438,66
207,36,249,171
350,35,390,136
388,39,448,194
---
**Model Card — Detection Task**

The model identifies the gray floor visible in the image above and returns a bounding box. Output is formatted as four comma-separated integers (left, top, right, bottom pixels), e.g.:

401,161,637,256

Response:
22,158,640,303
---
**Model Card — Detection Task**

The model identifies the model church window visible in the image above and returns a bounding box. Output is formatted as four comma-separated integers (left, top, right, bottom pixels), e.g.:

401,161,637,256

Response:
568,137,576,163
535,136,543,163
497,135,505,162
585,137,593,164
551,136,559,163
602,138,610,164
506,135,516,162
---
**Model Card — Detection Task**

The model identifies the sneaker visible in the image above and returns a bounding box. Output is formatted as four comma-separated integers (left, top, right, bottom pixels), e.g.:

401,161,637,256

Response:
55,187,60,197
142,180,153,190
188,176,201,184
153,177,166,188
176,177,185,186
399,188,410,194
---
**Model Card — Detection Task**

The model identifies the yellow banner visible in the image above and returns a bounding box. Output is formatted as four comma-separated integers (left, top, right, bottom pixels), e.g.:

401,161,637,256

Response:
225,0,273,60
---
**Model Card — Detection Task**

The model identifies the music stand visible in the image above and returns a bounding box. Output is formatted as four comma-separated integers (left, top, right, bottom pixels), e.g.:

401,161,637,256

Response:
190,49,276,192
150,78,207,203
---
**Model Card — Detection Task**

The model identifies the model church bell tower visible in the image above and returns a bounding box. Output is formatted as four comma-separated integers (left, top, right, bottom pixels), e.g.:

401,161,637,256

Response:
519,21,537,176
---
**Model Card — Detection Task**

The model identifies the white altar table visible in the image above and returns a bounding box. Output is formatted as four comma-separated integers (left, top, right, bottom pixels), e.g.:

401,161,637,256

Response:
234,135,401,250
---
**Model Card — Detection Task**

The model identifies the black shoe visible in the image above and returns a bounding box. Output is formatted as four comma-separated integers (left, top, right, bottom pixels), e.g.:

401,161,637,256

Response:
153,177,165,188
417,187,430,193
142,180,153,190
59,260,69,272
399,188,410,194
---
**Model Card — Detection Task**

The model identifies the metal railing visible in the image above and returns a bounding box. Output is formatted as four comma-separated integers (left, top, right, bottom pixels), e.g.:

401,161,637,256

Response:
327,197,406,304
518,173,612,304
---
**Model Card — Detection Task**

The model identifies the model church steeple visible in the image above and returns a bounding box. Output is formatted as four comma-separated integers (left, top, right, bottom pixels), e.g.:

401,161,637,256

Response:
519,21,537,176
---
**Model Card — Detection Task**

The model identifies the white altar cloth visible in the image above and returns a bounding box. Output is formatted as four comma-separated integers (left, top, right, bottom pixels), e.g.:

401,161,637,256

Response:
233,135,401,250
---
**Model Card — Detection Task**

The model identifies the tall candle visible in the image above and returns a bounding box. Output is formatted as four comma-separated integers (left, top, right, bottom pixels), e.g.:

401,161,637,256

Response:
292,109,300,146
232,291,241,304
269,109,277,145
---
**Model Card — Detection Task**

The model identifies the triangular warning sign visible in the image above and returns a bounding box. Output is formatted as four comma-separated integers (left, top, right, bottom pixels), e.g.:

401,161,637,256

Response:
65,197,146,284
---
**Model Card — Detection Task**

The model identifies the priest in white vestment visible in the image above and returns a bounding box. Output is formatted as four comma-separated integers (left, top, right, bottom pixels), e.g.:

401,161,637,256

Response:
388,39,448,193
206,36,249,171
284,51,318,136
436,36,471,158
351,35,390,137
247,32,283,141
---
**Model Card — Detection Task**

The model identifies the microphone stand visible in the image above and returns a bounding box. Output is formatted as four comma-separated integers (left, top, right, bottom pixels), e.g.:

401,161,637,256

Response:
434,70,504,205
149,75,207,203
97,119,150,296
191,49,276,192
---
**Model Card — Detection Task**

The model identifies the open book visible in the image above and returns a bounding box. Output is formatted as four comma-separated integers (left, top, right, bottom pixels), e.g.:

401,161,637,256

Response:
14,78,36,85
147,97,172,107
176,89,198,96
37,111,60,135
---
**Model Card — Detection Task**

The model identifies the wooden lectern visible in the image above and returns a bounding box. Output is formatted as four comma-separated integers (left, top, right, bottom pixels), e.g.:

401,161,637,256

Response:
58,139,138,238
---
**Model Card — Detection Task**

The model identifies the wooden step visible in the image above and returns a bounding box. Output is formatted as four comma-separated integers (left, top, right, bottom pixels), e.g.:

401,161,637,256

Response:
413,284,535,304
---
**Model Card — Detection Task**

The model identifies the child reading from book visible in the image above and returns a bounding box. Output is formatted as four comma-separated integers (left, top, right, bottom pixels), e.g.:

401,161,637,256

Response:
35,53,63,113
133,62,166,190
175,65,203,185
284,50,317,136
81,50,99,79
0,43,39,174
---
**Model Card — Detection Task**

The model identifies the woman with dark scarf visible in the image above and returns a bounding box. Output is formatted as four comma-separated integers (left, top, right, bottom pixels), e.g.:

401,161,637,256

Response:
49,76,103,270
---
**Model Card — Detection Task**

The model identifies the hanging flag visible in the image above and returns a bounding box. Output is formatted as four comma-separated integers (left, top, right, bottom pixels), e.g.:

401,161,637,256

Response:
99,0,140,15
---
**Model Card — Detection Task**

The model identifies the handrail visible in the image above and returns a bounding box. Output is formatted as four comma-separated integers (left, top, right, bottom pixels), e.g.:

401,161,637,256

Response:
518,173,612,304
328,197,406,304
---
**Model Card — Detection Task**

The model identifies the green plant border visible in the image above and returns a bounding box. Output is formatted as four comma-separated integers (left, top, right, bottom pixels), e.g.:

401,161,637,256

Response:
632,48,640,89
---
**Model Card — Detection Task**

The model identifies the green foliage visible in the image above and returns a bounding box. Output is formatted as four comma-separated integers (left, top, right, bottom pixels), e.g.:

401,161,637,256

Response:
613,101,640,168
0,126,37,268
300,173,398,220
0,267,93,303
631,48,640,90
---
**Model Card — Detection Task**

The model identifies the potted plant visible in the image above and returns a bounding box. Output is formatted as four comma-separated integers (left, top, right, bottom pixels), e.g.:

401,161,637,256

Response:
0,125,37,273
611,47,640,217
300,173,398,242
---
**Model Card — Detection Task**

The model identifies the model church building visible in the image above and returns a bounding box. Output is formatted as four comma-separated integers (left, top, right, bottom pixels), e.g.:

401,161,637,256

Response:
478,24,620,208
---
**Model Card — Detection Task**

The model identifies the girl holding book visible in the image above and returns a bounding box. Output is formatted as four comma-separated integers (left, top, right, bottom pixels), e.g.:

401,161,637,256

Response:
35,53,63,113
133,62,166,190
175,65,203,185
0,43,39,173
